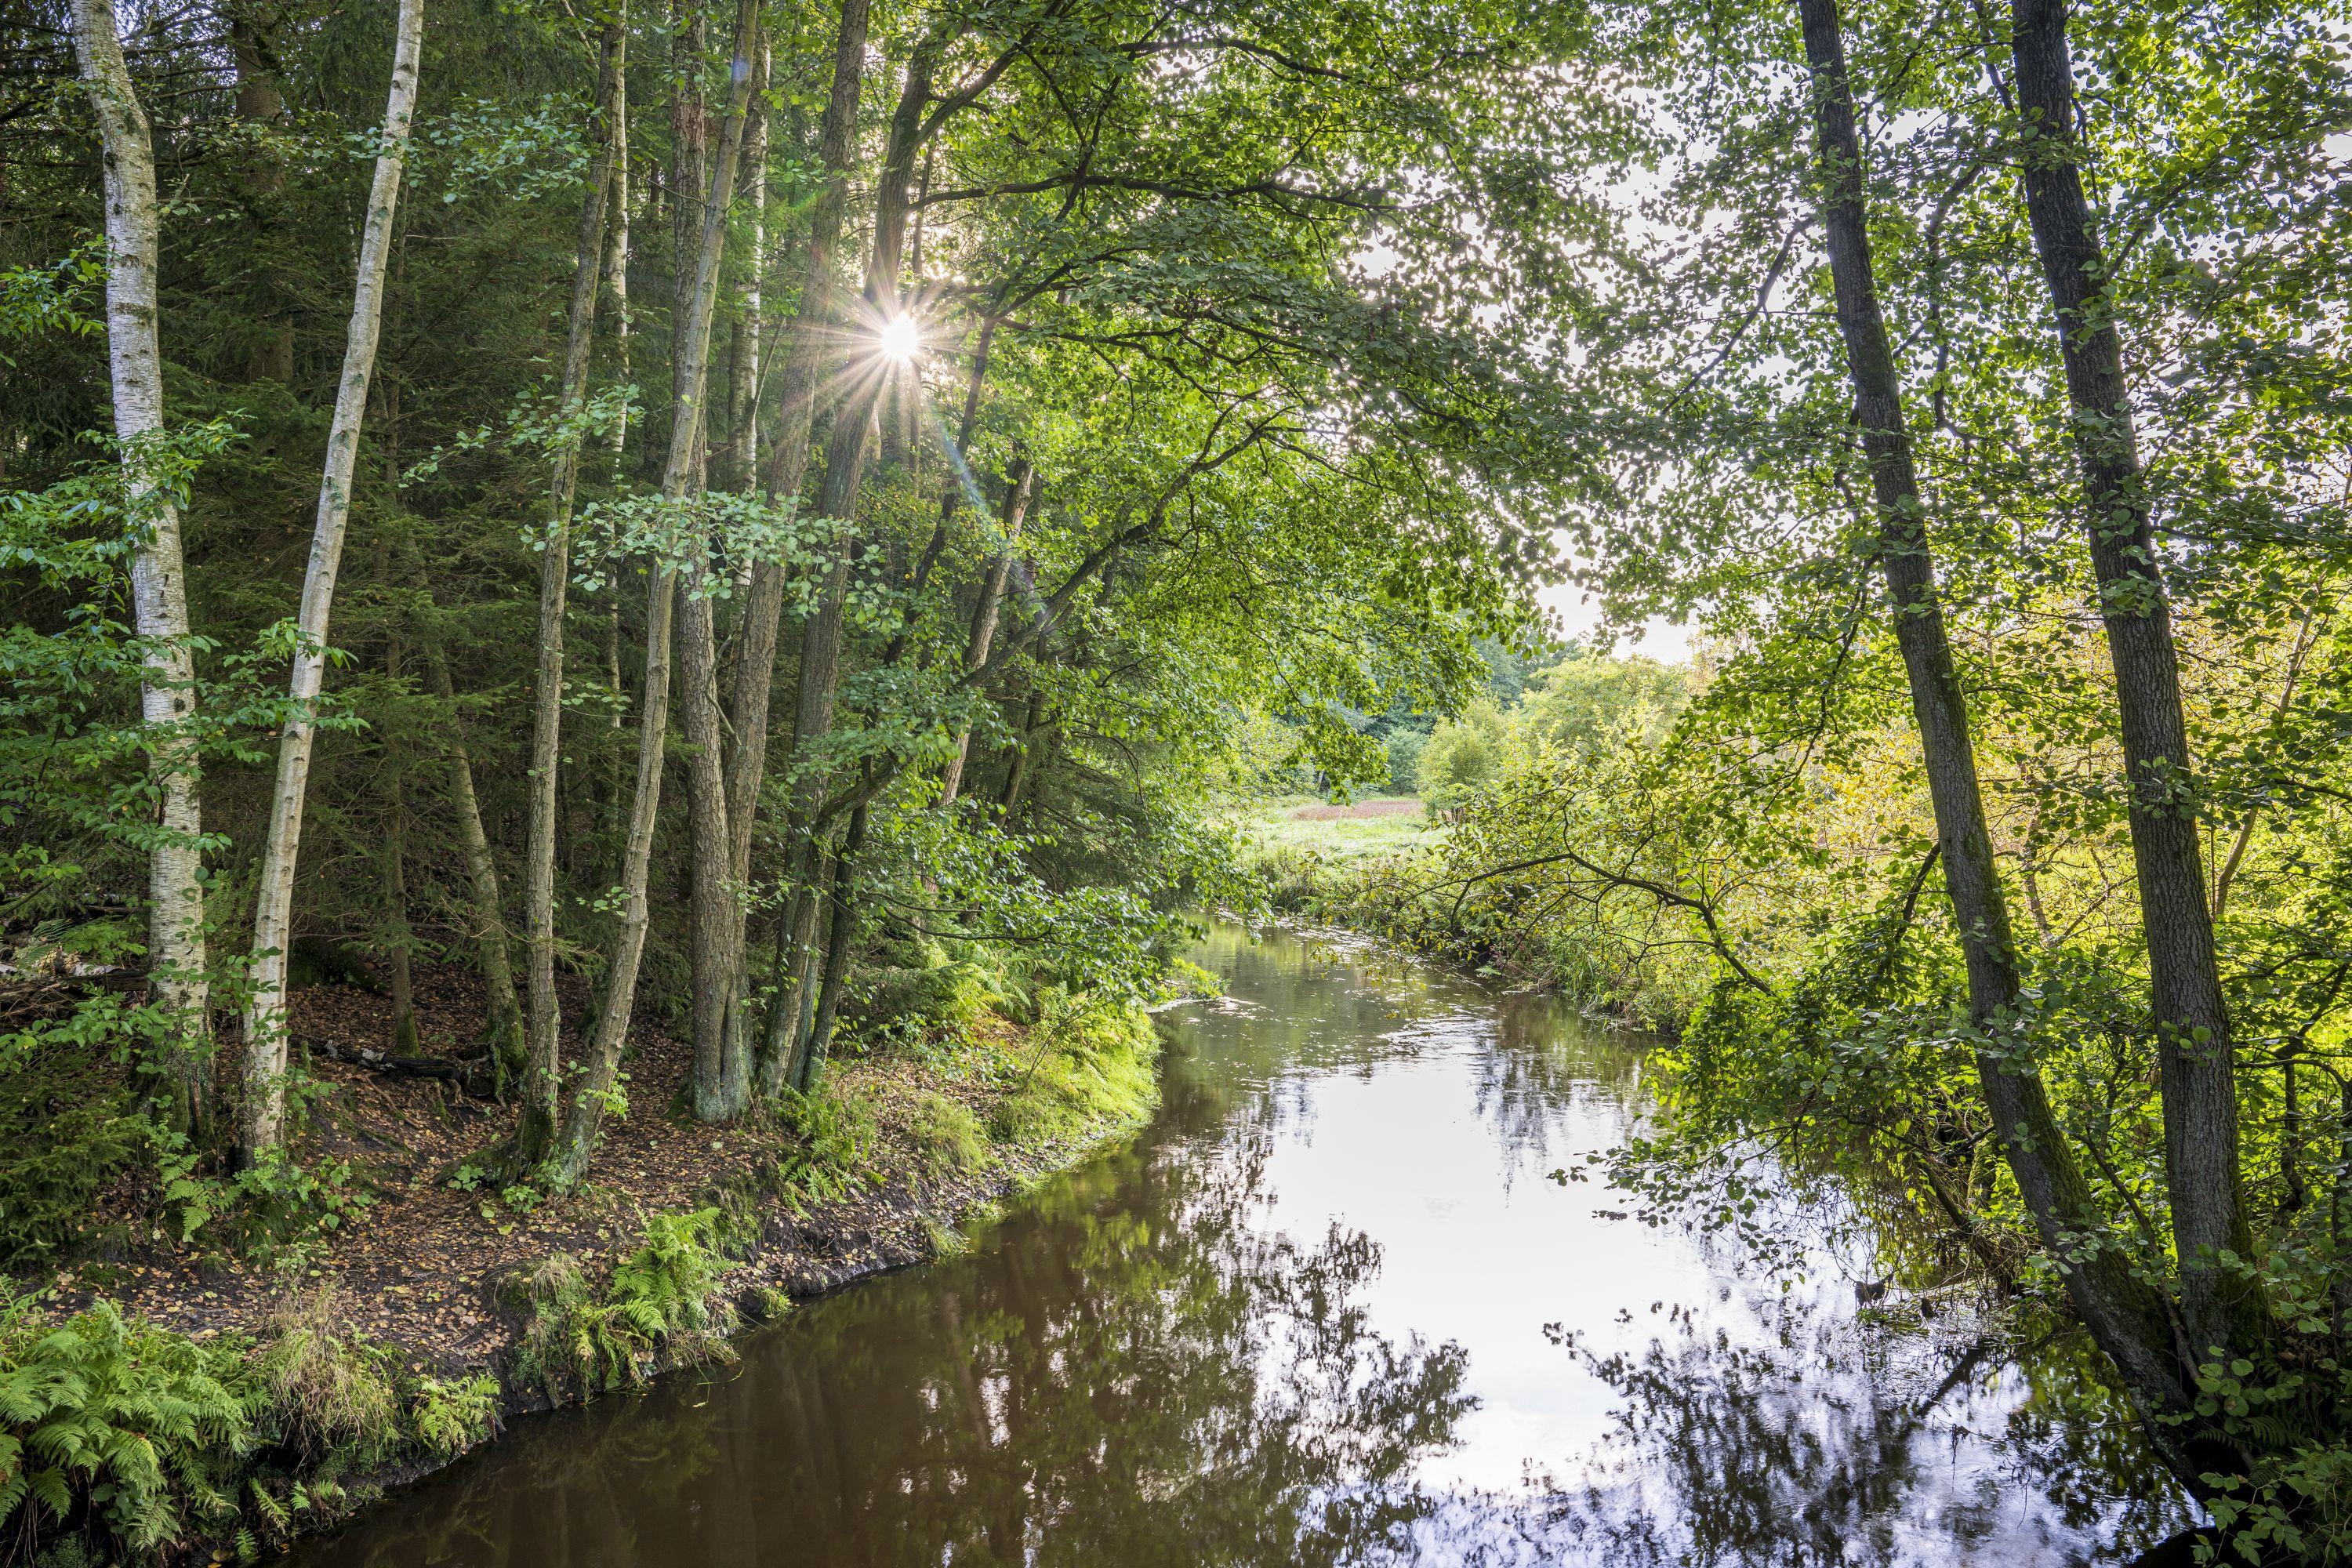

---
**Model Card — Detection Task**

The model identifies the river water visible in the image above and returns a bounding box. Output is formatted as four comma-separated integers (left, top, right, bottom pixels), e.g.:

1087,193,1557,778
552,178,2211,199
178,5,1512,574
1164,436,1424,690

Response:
291,924,2195,1566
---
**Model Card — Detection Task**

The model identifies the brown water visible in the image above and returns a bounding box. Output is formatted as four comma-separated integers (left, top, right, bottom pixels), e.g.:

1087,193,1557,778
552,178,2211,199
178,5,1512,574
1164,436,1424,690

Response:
290,924,2194,1566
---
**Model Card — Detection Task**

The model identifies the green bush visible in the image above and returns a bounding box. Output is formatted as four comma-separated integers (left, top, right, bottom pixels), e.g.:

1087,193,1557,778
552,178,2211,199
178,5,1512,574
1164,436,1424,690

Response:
0,996,158,1270
771,1088,877,1209
251,1290,401,1465
506,1210,737,1399
0,1288,252,1556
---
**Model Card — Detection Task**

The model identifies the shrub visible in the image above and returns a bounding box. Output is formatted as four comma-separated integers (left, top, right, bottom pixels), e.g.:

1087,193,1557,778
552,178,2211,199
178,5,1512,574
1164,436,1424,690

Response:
771,1089,876,1209
0,1288,252,1556
506,1210,737,1399
0,996,156,1269
251,1287,402,1465
989,993,1160,1147
404,1374,499,1459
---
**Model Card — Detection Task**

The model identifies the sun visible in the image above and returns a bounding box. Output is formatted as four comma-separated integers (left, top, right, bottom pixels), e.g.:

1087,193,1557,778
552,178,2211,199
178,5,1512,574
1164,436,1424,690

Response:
877,314,921,361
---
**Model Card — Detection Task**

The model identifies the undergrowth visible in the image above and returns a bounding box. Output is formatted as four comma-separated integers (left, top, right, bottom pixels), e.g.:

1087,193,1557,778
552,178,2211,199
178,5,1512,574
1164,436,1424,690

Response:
0,1280,498,1566
504,1209,738,1401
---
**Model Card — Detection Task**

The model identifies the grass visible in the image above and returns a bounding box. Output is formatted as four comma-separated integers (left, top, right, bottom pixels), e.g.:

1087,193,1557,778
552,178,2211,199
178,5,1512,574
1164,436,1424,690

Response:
1236,794,1443,866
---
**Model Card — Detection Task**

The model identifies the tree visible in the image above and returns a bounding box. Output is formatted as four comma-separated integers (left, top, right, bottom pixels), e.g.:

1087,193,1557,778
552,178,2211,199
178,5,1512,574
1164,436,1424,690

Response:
67,0,212,1134
241,0,426,1161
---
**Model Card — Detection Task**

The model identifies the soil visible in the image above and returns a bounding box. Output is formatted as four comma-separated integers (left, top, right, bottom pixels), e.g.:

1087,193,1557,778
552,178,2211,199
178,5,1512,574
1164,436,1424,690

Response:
56,964,1131,1379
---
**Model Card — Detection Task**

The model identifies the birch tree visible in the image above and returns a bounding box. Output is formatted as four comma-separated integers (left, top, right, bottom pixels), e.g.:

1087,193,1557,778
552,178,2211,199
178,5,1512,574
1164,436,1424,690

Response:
241,0,425,1160
69,0,213,1134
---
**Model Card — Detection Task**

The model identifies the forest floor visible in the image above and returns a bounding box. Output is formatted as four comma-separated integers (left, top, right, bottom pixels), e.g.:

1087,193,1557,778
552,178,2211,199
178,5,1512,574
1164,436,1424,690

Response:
60,964,1149,1381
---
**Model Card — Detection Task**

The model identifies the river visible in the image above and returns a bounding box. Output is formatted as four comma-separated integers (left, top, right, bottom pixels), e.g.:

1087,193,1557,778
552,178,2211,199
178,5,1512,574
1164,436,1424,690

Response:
289,923,2195,1566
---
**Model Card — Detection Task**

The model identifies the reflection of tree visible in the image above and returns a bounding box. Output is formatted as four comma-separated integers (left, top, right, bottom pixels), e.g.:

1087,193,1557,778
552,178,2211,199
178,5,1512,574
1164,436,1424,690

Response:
1545,1310,2194,1567
293,1085,1475,1568
292,924,2190,1568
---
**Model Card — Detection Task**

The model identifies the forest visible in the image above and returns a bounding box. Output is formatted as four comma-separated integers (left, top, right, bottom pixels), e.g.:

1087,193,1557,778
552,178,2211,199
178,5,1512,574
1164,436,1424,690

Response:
1,0,2348,1557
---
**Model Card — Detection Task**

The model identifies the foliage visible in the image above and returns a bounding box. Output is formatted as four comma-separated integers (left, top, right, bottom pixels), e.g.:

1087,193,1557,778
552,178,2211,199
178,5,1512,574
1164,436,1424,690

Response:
768,1089,878,1211
987,993,1160,1148
0,1288,250,1557
505,1210,738,1401
907,1093,989,1178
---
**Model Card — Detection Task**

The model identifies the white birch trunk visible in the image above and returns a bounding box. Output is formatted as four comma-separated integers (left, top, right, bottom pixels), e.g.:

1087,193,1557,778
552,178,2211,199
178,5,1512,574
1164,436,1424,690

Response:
71,0,213,1131
241,0,423,1159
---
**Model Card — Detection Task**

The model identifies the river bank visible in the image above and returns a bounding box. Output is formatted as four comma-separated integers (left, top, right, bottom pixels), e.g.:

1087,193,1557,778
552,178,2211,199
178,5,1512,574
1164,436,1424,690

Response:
6,963,1165,1565
284,922,2196,1568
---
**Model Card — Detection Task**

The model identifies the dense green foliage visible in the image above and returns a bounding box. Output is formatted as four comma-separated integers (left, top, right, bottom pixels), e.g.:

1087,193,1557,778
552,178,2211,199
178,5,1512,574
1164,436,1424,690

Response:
8,0,2352,1548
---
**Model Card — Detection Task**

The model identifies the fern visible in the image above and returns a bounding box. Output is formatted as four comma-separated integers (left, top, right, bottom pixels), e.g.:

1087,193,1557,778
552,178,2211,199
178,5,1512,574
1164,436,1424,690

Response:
0,1286,254,1555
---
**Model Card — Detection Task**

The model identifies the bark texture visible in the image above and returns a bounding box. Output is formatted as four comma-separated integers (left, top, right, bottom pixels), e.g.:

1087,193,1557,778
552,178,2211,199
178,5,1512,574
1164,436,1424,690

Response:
71,0,214,1134
240,0,423,1160
2008,0,2258,1361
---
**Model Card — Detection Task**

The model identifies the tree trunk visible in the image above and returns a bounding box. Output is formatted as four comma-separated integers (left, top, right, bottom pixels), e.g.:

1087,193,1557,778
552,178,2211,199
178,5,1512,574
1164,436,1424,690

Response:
1796,0,2194,1445
938,459,1035,804
765,42,937,1079
999,690,1047,816
417,636,524,1083
238,0,423,1162
2008,0,2259,1363
72,0,214,1137
601,75,632,849
517,13,626,1164
229,0,292,383
729,0,872,1094
558,0,762,1182
796,801,867,1092
722,36,768,505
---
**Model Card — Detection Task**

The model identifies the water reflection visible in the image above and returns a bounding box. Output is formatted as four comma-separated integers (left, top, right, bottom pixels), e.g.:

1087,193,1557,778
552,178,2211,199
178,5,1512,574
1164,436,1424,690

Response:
291,926,2190,1567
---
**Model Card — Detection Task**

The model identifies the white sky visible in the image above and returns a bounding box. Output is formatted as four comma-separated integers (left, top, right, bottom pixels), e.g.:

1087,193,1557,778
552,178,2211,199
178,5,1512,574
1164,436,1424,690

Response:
1537,575,1695,663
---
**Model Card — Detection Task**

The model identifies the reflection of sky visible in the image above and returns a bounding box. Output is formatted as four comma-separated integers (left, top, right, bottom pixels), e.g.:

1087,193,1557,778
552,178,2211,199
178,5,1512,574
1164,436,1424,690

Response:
1184,928,2192,1565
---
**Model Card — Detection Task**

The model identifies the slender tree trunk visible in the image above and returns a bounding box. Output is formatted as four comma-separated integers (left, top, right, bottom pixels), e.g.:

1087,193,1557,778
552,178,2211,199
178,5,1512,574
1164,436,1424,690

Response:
517,13,626,1164
764,840,829,1094
730,0,872,1095
2008,0,2259,1362
796,801,866,1092
998,690,1047,816
417,636,525,1083
723,37,767,503
229,0,292,383
558,0,761,1182
765,43,937,1082
72,0,213,1137
601,78,632,851
938,459,1035,804
1796,0,2194,1443
381,778,418,1054
239,0,423,1162
375,500,419,1058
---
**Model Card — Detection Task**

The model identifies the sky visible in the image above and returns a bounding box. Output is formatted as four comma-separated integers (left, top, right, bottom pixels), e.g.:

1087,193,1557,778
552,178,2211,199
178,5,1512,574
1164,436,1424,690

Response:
1537,575,1695,663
